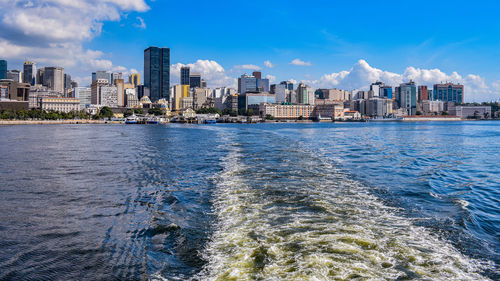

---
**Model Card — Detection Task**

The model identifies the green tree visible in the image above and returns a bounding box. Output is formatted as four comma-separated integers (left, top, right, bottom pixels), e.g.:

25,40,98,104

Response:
265,114,274,120
123,109,134,117
148,108,163,116
442,111,449,116
134,108,144,115
416,111,422,116
246,108,254,116
99,106,114,119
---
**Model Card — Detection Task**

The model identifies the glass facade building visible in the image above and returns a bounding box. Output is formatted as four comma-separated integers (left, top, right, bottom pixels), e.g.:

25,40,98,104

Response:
23,62,36,85
0,60,7,80
189,73,201,88
180,66,190,85
433,83,464,103
144,47,170,102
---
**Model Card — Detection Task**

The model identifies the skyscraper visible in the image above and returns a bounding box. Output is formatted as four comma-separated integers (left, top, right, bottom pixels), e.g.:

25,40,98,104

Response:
0,60,7,80
181,66,190,85
399,81,417,115
433,83,464,103
189,73,201,88
418,85,428,102
129,73,140,87
23,61,36,85
144,46,170,102
92,71,112,83
44,67,65,94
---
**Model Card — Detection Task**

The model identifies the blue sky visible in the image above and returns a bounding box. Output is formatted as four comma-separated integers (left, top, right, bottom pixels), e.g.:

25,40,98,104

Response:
1,0,500,101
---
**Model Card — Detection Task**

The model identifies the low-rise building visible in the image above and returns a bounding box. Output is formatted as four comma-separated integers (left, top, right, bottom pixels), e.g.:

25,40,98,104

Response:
0,79,30,101
259,103,314,119
449,105,491,119
39,97,80,113
313,100,344,119
421,100,444,115
344,110,362,120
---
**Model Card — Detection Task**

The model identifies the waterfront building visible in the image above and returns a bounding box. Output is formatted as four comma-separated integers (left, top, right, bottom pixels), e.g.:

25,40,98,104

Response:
399,81,417,115
73,87,91,109
7,70,22,82
181,96,194,109
421,100,444,115
241,92,275,111
189,73,201,88
43,66,65,94
129,73,140,88
366,97,393,118
433,83,464,103
181,67,190,85
296,83,315,105
0,60,7,80
418,85,429,102
312,100,345,119
449,105,491,119
0,79,30,101
344,110,362,120
39,97,80,113
259,103,314,119
223,94,239,112
23,61,36,85
92,71,112,83
144,46,170,102
139,96,152,108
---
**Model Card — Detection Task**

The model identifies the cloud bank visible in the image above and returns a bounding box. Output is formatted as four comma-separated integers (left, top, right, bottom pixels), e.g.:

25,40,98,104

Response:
0,0,149,85
308,60,498,102
290,58,312,66
171,60,237,88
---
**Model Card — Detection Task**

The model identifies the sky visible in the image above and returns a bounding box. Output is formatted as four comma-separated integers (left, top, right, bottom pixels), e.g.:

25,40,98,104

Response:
1,0,499,101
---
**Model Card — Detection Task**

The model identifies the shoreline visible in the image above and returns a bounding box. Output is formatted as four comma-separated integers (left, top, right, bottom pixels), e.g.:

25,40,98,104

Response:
1,119,499,125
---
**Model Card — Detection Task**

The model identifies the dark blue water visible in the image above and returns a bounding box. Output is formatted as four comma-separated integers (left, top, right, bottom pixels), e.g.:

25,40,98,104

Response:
0,122,498,280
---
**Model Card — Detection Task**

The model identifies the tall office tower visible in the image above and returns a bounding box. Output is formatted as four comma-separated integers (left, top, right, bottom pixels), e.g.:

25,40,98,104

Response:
64,74,72,91
433,83,464,103
23,61,36,85
252,71,262,79
114,78,125,107
238,73,270,94
144,46,170,102
7,70,22,82
111,72,122,85
418,85,428,102
37,68,45,85
296,83,315,105
370,81,385,97
92,71,112,83
380,86,393,99
0,60,7,79
189,73,201,88
399,81,417,115
280,81,294,91
44,67,65,94
274,83,287,103
129,73,140,87
181,66,190,85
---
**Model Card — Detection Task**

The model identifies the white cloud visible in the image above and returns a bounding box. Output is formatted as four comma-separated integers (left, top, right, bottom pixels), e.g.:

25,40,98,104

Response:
288,79,297,85
171,60,237,88
0,0,149,86
264,60,274,68
265,74,276,83
134,16,146,29
290,58,312,66
234,64,261,71
316,60,499,102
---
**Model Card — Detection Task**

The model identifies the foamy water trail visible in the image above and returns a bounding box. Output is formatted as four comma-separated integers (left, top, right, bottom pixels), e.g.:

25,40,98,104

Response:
196,132,491,280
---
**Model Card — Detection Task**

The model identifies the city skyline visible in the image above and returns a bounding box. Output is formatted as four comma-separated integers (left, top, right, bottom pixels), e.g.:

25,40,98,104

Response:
0,1,499,102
